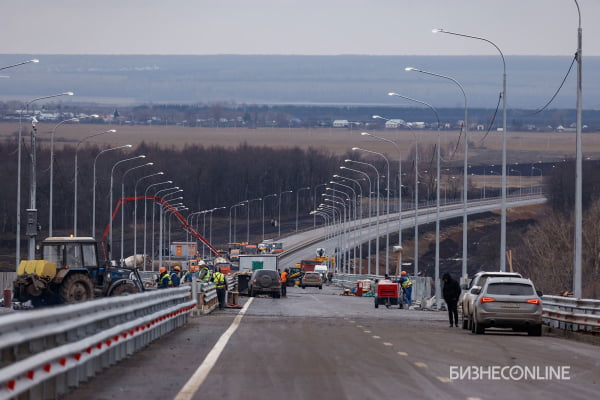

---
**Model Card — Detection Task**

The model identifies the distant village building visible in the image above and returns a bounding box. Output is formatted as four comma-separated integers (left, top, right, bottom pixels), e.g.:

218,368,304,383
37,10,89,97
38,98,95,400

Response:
384,119,405,129
408,122,426,129
333,119,349,128
556,125,576,132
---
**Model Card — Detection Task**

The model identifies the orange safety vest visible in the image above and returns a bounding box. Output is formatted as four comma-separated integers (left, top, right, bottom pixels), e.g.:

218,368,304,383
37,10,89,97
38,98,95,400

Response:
280,271,288,283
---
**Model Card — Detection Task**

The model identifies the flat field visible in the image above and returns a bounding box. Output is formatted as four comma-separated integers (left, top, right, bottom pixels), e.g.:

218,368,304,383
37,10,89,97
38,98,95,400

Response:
1,122,599,166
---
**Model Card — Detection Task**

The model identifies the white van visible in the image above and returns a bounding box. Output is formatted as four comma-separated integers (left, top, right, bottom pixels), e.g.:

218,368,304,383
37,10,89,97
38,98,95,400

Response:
314,264,328,278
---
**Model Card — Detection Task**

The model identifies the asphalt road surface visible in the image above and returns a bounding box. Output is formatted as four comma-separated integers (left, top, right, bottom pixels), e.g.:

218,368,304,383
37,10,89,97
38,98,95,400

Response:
61,285,599,400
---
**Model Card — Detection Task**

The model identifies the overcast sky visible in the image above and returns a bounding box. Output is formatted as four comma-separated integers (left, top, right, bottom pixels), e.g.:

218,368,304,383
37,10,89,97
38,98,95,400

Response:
1,0,599,56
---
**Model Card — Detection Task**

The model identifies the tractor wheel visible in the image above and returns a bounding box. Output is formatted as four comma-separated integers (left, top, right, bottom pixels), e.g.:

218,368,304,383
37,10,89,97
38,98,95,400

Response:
111,283,140,296
31,294,58,308
59,273,94,304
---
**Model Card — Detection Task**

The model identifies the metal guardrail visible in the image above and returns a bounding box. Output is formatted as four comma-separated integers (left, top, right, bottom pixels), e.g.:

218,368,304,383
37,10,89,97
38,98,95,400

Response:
541,295,600,332
0,287,195,400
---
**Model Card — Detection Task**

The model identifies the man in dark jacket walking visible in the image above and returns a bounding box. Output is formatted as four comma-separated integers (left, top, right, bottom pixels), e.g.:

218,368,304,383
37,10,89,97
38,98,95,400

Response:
442,272,462,327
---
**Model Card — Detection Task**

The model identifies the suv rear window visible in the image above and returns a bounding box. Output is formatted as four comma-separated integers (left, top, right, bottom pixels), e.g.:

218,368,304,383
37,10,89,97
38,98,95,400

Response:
486,283,534,296
254,270,278,278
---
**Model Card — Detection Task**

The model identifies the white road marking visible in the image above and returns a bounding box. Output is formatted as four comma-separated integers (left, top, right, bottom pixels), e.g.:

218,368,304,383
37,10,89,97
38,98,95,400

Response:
397,351,408,356
174,298,253,400
414,362,428,369
437,376,451,383
383,342,393,346
363,330,371,333
372,335,381,339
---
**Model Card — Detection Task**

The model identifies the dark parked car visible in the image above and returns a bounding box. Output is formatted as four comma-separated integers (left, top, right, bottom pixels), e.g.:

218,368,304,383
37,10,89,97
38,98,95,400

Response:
248,270,281,298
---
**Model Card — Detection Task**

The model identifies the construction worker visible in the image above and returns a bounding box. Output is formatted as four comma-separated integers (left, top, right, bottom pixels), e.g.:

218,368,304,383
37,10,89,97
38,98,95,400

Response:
399,271,413,308
213,267,227,310
181,267,191,282
170,266,181,287
185,265,198,282
280,268,289,297
199,262,212,283
156,267,172,289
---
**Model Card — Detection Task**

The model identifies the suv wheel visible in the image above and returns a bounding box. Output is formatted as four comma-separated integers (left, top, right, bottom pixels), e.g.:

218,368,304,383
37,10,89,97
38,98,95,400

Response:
528,325,542,336
474,319,485,335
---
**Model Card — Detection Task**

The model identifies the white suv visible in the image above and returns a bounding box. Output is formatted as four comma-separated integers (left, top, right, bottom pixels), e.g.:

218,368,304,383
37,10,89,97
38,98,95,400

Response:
460,271,522,330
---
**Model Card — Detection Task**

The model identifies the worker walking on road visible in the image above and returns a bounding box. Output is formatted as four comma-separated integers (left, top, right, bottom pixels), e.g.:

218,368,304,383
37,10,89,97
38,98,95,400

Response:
280,268,288,297
213,267,227,310
156,267,172,289
443,272,461,327
399,271,413,308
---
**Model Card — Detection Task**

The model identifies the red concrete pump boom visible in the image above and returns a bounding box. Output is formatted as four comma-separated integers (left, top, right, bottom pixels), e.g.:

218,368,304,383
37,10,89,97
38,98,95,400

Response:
100,196,220,260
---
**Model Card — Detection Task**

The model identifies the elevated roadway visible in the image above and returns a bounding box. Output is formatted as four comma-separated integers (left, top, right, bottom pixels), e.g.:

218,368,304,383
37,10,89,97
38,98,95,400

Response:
278,194,546,269
62,284,599,400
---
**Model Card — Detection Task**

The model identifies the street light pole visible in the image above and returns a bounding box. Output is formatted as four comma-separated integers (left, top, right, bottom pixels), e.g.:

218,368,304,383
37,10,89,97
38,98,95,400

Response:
340,166,373,275
313,183,327,228
345,159,380,275
334,174,365,273
74,129,116,236
361,128,402,273
17,91,73,266
509,168,519,196
295,186,311,231
49,117,81,236
574,0,583,298
152,187,180,268
278,190,293,237
143,180,172,270
92,145,132,238
388,92,442,306
109,155,145,261
353,147,390,276
0,58,39,72
246,197,262,243
120,162,153,262
209,207,225,250
433,28,508,272
229,201,247,244
406,67,469,279
330,180,359,273
134,172,164,258
262,193,277,241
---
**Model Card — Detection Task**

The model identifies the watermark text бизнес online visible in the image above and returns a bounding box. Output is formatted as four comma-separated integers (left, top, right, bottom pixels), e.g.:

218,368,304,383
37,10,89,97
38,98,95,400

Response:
449,365,570,381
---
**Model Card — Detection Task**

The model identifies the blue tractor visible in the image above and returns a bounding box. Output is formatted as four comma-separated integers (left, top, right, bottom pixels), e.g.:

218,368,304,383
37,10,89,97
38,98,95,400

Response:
13,237,144,307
